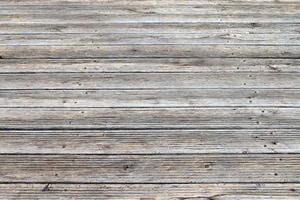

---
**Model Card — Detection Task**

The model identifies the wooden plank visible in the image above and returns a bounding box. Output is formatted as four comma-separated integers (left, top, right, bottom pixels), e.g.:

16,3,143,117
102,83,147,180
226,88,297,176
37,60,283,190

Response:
0,154,299,183
1,108,299,129
1,23,299,34
1,58,299,73
1,13,299,23
0,183,299,199
0,129,299,154
1,33,300,45
1,4,300,15
1,45,299,59
1,73,299,89
1,89,300,107
0,0,299,6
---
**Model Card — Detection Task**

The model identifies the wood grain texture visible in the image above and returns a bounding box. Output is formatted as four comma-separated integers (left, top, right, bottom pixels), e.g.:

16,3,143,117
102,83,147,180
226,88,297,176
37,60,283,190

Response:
1,45,299,59
1,0,299,5
1,23,299,34
1,108,300,129
0,129,298,154
1,4,300,15
2,33,300,45
0,183,299,200
1,58,298,73
2,73,300,89
1,0,300,198
1,14,300,23
0,154,299,183
1,89,300,107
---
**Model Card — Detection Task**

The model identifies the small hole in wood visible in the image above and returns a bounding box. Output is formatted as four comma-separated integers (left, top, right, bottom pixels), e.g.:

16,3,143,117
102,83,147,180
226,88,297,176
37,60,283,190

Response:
123,165,130,171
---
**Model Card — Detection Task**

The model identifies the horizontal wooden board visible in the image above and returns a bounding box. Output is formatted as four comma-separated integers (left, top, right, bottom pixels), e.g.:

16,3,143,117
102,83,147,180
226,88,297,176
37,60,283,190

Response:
1,13,300,23
1,73,299,89
1,23,299,34
1,45,299,59
1,58,299,73
1,89,300,107
1,33,300,45
0,129,299,154
0,183,299,199
1,4,300,15
1,0,299,5
0,154,300,183
1,108,300,129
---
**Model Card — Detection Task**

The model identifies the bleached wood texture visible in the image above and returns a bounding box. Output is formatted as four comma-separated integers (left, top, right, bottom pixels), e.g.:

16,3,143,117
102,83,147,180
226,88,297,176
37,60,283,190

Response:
1,89,299,107
1,23,299,34
0,183,299,200
0,58,298,73
0,129,298,154
1,0,300,198
0,154,299,183
1,45,299,58
1,108,300,129
2,33,300,45
1,73,300,89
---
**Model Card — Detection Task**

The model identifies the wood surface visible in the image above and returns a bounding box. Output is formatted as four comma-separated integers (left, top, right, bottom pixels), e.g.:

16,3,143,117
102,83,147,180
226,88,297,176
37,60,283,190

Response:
0,183,299,200
0,129,299,154
1,0,300,199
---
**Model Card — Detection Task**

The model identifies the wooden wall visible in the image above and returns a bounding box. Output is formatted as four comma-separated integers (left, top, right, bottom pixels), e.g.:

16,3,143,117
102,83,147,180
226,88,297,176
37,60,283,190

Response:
0,0,300,199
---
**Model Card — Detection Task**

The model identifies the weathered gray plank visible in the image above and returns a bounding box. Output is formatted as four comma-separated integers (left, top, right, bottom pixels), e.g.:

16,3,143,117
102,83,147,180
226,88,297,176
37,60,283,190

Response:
0,154,299,183
1,13,300,23
1,23,299,34
0,183,299,199
1,4,300,15
1,108,299,129
0,0,299,5
1,33,300,45
0,129,299,154
1,89,300,107
1,58,298,73
1,73,299,89
1,45,299,59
